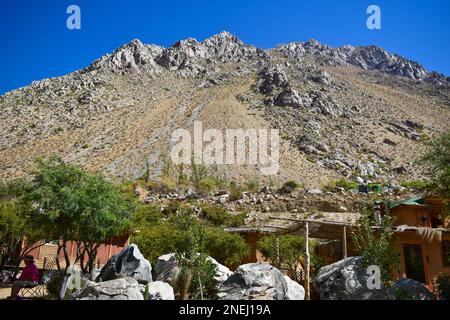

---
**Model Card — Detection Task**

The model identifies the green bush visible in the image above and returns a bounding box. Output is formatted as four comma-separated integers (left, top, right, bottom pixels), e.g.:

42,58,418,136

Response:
335,178,358,190
197,178,219,195
200,204,246,227
421,132,450,198
203,227,250,266
279,180,301,194
400,180,428,190
245,180,261,193
352,206,400,286
132,204,163,227
322,178,358,192
435,273,450,300
228,182,243,201
131,211,249,267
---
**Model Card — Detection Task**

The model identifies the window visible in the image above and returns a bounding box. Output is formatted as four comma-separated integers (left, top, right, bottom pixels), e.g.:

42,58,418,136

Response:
43,240,60,246
442,240,450,268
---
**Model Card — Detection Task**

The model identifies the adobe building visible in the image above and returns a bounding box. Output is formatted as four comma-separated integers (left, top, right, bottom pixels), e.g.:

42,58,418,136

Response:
227,196,450,289
387,196,450,287
21,234,130,269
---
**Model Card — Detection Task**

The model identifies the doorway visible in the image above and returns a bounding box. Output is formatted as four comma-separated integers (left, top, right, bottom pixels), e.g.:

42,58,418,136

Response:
403,244,426,283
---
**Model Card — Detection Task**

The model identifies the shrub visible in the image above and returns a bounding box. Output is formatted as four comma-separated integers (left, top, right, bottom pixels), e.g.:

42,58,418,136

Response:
203,227,250,266
400,180,428,190
245,180,261,193
421,132,450,198
322,178,358,192
228,182,243,201
352,206,400,287
133,204,163,227
279,180,301,194
197,178,219,195
435,273,450,300
335,178,359,190
131,211,249,266
200,204,246,227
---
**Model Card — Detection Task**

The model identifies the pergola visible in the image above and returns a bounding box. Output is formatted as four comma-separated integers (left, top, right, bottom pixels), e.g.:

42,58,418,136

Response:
226,214,359,300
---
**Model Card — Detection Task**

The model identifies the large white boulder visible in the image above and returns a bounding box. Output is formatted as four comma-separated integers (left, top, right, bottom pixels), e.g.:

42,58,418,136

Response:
146,281,175,300
96,244,152,284
77,277,144,300
216,263,304,300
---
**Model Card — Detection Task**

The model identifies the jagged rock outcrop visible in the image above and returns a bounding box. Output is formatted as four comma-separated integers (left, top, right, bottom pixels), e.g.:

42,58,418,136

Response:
274,88,303,108
276,40,438,81
96,244,152,284
88,39,163,73
156,31,268,76
388,120,423,141
257,65,289,94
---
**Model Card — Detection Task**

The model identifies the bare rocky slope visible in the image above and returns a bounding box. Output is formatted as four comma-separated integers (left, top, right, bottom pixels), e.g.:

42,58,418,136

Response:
1,31,449,187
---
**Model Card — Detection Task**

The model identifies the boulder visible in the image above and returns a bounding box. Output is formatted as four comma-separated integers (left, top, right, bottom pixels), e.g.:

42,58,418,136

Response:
389,278,435,300
284,276,305,300
208,256,233,285
77,277,144,300
388,121,422,141
393,166,407,174
153,253,180,284
257,65,289,94
96,244,152,284
216,263,303,300
315,257,435,301
0,270,13,285
145,281,175,300
274,88,303,108
313,257,387,300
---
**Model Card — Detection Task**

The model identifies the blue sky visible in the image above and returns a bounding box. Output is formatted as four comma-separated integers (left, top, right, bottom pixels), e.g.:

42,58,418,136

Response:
0,0,449,94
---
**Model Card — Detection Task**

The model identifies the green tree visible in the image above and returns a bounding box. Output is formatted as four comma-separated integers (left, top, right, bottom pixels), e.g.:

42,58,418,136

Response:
352,206,400,288
0,180,48,276
422,132,450,197
132,207,249,299
27,156,134,277
421,132,450,220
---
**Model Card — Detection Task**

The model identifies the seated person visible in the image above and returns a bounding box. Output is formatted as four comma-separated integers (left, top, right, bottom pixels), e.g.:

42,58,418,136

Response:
9,255,40,299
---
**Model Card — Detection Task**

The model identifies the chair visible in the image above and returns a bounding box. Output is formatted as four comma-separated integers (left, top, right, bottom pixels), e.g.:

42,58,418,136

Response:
19,257,57,299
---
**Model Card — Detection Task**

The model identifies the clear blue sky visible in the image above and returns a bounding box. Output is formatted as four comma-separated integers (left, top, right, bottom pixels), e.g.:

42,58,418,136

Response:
0,0,449,94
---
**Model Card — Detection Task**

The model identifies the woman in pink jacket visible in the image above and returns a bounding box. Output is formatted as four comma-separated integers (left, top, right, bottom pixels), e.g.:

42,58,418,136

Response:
9,255,40,299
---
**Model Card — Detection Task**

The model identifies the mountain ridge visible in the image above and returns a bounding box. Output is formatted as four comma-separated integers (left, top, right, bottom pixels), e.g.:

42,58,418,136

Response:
0,31,449,187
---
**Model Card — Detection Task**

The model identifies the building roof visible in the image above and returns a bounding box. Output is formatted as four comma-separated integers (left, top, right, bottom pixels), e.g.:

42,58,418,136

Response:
388,197,425,210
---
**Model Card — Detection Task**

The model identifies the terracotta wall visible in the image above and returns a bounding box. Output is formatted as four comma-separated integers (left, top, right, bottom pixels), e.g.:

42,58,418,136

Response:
20,235,129,269
395,232,450,286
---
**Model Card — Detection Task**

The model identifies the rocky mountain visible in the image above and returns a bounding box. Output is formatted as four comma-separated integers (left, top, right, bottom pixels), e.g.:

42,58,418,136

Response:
275,40,448,84
0,31,449,187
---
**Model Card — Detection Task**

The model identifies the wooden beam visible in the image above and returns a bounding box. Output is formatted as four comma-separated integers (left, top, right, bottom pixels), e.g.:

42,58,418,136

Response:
269,216,356,227
343,225,347,259
305,222,310,300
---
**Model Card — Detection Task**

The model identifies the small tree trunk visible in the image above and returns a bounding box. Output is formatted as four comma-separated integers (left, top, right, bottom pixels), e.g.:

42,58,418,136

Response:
181,271,193,300
198,273,203,300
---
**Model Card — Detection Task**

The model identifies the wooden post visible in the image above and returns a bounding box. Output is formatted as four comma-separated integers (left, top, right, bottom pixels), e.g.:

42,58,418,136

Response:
343,225,347,259
305,222,310,300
